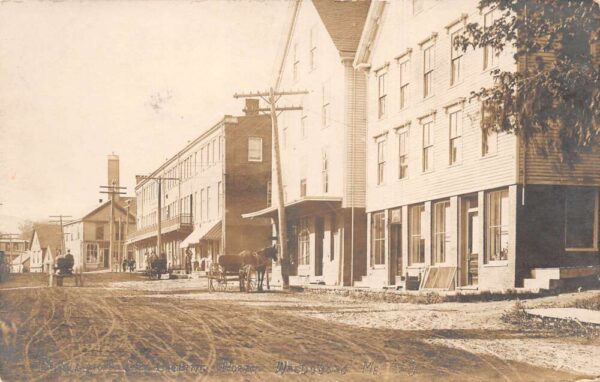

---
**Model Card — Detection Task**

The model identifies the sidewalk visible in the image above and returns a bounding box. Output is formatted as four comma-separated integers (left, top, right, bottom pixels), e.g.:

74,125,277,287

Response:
526,308,600,325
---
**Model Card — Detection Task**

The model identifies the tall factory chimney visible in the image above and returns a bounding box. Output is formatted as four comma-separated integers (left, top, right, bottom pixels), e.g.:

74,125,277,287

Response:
107,154,120,201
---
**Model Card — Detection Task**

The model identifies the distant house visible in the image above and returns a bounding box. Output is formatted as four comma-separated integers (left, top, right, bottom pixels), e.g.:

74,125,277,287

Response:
0,238,29,265
28,224,62,273
10,252,30,273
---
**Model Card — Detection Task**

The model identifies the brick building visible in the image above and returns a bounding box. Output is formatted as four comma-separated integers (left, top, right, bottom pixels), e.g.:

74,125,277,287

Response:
127,104,272,271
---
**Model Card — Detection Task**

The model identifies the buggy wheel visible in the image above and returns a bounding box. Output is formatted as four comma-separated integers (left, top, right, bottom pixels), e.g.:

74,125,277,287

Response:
216,275,227,292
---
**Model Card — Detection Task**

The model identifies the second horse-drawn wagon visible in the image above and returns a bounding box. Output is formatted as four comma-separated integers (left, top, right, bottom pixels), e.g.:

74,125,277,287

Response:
208,246,277,293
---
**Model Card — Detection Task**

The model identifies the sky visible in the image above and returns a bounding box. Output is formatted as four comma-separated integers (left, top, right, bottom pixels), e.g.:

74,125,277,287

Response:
0,0,290,225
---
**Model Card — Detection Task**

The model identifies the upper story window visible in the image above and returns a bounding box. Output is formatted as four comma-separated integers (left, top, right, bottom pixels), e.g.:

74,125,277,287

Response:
96,225,104,240
300,178,307,197
423,45,434,98
309,26,317,71
449,109,463,164
481,101,499,156
248,137,263,162
398,128,409,179
450,30,463,85
293,43,300,81
483,9,498,70
565,188,599,251
322,82,330,127
399,60,410,109
422,120,434,172
322,149,329,193
377,139,386,185
217,181,223,216
378,72,387,118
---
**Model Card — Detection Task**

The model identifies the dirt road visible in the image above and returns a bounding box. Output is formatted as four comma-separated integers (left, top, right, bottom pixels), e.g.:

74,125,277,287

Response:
0,274,589,381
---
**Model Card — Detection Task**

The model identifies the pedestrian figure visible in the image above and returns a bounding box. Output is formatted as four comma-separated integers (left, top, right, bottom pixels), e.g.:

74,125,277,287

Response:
185,248,192,274
122,258,128,272
129,259,136,272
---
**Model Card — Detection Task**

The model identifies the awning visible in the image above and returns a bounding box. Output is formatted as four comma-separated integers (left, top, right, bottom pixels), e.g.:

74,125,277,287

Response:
179,220,222,248
242,196,342,219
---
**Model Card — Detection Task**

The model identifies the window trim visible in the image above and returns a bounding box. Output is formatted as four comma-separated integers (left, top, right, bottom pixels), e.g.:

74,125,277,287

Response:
370,211,386,267
422,44,435,99
397,127,409,180
448,108,463,165
565,188,599,252
378,71,387,119
247,137,263,162
485,188,510,264
377,139,386,185
398,59,410,110
432,200,450,265
450,29,464,86
483,9,499,71
422,119,434,173
408,204,426,266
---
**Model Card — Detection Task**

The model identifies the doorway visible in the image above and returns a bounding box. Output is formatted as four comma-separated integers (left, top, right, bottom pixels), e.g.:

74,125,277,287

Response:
315,217,324,276
459,195,479,286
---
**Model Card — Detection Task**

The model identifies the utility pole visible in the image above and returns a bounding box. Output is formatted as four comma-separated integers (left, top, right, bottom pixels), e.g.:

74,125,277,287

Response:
233,88,308,289
100,182,126,271
136,176,179,258
49,215,72,258
123,199,131,269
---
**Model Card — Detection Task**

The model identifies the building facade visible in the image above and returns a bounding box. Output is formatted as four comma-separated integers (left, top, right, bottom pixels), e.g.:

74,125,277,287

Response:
354,0,600,290
0,238,28,265
243,0,371,286
127,107,272,271
63,155,136,271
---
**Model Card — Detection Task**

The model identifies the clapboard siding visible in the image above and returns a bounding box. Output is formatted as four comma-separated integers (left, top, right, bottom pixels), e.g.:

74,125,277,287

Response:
364,0,518,212
343,63,367,208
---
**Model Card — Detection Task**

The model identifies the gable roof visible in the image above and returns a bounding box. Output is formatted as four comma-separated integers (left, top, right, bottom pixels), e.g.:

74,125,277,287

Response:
353,1,386,68
65,196,136,225
312,0,371,58
31,224,62,251
274,0,371,88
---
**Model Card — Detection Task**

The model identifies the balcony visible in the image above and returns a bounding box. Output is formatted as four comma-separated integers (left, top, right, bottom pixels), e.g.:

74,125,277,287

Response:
127,214,193,243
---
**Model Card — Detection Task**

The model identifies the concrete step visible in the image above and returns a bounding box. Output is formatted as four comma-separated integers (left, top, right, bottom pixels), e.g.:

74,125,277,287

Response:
531,268,560,280
523,277,562,290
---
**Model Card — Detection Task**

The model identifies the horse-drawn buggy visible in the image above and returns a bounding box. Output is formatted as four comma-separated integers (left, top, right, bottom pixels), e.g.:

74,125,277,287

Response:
208,246,277,293
145,254,169,279
50,251,83,287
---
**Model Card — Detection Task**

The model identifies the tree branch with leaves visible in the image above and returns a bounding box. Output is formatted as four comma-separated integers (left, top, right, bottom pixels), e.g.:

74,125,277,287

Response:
455,0,600,163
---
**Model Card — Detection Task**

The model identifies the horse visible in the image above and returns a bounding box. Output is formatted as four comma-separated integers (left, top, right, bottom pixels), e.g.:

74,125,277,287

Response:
239,245,278,292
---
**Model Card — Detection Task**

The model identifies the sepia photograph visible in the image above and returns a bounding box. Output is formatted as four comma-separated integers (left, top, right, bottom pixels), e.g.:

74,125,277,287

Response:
0,0,599,380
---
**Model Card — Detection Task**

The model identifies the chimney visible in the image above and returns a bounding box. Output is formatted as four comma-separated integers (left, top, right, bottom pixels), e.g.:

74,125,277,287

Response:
243,99,260,116
107,154,120,201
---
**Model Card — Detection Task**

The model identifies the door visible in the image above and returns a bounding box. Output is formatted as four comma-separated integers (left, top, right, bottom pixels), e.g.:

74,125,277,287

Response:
315,217,324,276
459,195,479,286
389,223,402,284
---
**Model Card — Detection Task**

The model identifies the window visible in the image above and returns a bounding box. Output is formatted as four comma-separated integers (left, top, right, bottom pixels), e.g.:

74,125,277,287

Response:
211,139,216,165
399,60,410,109
298,218,310,265
96,226,104,240
248,137,263,162
378,72,387,118
301,116,307,138
293,43,300,81
377,139,386,185
481,101,499,156
449,110,462,164
217,181,223,216
309,26,317,70
200,189,204,222
409,204,425,264
451,30,463,85
206,186,211,221
300,179,307,197
219,136,224,160
422,121,433,172
322,82,330,127
483,9,498,70
321,150,329,193
423,46,434,97
398,128,409,179
433,201,450,264
371,212,385,266
86,243,98,263
565,188,599,250
486,189,509,262
266,181,272,206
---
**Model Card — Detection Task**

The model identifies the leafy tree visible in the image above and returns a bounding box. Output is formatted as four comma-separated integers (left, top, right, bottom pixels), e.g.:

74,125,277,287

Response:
456,0,599,163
